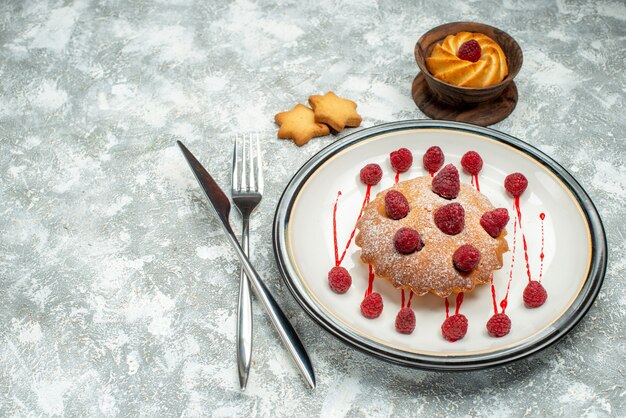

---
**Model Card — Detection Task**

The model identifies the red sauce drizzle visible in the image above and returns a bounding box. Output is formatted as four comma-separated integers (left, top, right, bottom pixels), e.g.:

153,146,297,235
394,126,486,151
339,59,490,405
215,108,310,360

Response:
400,289,414,307
511,196,531,283
490,276,498,315
455,292,464,315
332,191,342,266
429,170,434,178
522,233,532,283
500,217,518,314
332,186,372,267
365,264,375,297
500,294,509,314
394,171,400,184
491,222,523,314
514,196,522,228
445,292,465,318
539,212,546,283
492,209,546,315
470,175,481,191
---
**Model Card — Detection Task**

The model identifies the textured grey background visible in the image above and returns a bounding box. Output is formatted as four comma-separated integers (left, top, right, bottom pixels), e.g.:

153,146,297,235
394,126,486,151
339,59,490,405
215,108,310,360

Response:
1,0,625,417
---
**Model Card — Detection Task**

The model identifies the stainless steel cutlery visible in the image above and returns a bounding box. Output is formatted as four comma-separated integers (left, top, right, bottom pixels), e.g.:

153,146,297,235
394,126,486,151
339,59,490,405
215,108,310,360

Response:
177,140,315,389
231,134,263,390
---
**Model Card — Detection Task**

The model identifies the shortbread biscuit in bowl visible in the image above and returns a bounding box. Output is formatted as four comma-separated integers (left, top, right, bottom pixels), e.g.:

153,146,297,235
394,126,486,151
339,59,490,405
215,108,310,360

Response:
426,32,508,88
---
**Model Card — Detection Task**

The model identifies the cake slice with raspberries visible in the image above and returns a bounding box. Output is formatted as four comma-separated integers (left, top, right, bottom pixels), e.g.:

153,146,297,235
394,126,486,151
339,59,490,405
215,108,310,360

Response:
355,164,509,297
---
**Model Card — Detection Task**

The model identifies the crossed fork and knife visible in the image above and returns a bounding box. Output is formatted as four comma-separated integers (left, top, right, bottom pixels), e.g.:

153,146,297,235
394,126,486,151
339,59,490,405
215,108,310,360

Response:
177,138,315,390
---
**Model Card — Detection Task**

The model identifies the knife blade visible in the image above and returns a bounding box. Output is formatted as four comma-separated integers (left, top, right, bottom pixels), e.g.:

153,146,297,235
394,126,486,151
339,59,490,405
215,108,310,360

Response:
177,140,316,389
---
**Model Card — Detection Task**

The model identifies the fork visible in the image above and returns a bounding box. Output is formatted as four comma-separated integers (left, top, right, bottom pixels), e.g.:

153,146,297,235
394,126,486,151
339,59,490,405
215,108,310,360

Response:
231,133,263,390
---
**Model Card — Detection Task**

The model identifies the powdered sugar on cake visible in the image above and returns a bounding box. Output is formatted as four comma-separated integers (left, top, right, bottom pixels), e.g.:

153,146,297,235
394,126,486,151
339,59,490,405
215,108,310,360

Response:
355,176,509,297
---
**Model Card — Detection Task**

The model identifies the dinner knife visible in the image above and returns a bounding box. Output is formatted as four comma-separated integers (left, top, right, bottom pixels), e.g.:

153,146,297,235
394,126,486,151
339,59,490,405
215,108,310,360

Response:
177,140,316,389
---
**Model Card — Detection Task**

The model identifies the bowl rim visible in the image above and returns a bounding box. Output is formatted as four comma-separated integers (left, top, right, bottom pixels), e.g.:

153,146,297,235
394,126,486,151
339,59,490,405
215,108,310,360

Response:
415,21,523,92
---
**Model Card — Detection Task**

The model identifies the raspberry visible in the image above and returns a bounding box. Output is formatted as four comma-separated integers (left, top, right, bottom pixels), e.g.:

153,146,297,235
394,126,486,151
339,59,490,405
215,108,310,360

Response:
423,146,445,173
457,39,482,63
486,313,511,337
395,307,416,334
504,172,528,197
394,227,424,254
453,244,481,272
431,164,460,199
523,280,548,308
328,266,352,294
480,208,510,238
434,202,465,235
359,163,383,185
360,292,383,319
441,314,468,342
384,190,410,220
461,151,483,175
390,148,413,173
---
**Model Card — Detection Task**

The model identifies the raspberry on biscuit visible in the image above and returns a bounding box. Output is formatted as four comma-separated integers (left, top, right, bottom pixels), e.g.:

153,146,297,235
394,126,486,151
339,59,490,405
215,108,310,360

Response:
457,39,482,62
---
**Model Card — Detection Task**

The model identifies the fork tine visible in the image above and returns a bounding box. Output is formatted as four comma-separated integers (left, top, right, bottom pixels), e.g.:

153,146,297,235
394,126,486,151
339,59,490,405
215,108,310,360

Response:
248,134,256,192
232,135,239,191
256,133,263,194
241,134,247,191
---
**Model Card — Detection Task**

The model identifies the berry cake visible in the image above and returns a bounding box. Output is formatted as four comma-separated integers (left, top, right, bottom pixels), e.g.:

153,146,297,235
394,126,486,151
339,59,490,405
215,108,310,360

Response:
355,174,509,297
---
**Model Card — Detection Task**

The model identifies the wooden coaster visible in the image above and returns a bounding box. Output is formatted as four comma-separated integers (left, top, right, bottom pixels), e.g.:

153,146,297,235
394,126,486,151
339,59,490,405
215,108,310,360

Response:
411,72,518,126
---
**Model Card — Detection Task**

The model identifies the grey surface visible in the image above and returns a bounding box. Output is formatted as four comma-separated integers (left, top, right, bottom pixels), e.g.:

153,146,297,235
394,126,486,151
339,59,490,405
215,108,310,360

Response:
1,0,624,416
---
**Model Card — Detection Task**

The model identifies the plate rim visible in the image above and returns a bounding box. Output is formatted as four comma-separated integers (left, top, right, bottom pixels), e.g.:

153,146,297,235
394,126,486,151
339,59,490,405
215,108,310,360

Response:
272,119,607,371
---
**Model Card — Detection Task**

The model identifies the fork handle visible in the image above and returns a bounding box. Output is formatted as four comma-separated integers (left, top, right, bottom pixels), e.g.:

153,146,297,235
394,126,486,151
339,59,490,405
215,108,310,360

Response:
236,216,253,389
224,231,316,389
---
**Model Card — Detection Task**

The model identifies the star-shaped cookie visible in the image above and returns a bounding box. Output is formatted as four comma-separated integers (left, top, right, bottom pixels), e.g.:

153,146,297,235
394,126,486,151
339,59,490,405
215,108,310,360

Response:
274,104,330,146
308,91,362,132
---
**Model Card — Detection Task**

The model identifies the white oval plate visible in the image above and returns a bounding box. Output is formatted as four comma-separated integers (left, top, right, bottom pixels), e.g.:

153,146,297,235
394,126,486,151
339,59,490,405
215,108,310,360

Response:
273,121,606,370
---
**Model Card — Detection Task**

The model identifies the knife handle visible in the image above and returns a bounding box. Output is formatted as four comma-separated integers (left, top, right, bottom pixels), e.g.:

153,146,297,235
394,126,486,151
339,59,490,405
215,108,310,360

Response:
225,232,316,389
